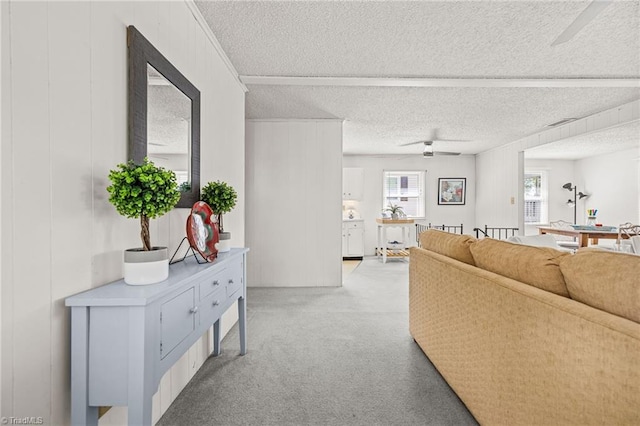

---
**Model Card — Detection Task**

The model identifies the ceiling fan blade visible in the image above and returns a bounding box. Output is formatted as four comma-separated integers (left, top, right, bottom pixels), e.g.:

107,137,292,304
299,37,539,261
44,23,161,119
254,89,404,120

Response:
433,138,471,143
434,151,461,156
399,140,430,146
551,0,612,46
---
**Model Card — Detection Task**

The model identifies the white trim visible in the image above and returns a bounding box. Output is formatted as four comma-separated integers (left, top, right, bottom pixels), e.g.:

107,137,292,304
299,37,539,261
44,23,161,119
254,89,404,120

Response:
184,0,248,93
240,76,640,88
246,118,344,123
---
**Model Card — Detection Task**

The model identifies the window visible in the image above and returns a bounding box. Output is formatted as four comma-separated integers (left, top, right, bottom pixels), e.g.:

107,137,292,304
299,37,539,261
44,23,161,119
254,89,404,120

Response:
382,171,425,218
524,171,548,224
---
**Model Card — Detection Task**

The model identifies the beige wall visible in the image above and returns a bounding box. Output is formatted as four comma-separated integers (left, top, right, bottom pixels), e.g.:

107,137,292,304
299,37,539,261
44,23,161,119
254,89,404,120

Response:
1,1,245,424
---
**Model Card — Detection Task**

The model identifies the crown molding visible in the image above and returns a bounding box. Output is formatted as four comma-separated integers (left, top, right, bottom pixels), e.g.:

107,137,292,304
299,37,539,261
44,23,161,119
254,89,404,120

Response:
240,76,640,88
185,0,247,93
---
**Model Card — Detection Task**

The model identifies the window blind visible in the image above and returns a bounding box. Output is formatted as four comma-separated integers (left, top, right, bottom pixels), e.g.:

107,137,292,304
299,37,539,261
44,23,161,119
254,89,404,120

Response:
383,171,425,217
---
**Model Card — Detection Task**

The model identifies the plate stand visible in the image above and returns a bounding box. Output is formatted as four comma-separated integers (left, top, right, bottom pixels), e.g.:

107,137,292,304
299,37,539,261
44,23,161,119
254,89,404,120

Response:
169,237,212,264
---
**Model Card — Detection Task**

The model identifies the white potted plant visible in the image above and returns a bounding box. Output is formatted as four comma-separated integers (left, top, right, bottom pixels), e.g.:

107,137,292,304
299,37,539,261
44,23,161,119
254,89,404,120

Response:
385,203,405,220
107,158,181,285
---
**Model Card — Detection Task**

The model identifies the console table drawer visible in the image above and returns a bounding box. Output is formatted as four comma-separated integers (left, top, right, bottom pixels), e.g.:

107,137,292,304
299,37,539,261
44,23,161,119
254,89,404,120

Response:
202,288,226,324
160,287,196,359
200,267,229,299
226,261,244,298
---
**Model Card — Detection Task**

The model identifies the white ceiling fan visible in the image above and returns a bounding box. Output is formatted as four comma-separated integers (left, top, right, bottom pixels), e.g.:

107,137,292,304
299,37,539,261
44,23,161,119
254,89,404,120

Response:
400,129,469,156
551,0,612,46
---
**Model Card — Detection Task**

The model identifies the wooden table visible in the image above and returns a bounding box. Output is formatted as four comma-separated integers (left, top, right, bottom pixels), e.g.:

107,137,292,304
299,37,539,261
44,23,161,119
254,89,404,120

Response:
538,226,626,248
376,218,414,263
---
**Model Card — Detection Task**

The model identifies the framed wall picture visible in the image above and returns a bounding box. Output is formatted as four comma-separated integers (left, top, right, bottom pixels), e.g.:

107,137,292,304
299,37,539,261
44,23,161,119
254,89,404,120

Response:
438,178,466,205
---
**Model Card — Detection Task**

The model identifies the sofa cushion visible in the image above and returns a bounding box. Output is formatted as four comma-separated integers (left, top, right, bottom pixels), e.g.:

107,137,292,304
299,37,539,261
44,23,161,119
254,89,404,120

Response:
560,250,640,323
469,238,570,297
419,229,476,265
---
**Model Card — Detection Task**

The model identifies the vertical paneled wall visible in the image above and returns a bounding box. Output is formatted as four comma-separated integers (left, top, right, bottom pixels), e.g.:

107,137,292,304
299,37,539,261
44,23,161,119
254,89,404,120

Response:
1,1,246,425
246,120,343,287
475,144,522,231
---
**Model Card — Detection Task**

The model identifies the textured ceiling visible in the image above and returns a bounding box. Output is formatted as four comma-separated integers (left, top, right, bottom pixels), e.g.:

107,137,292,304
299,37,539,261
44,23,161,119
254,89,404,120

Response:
525,120,640,160
196,0,640,156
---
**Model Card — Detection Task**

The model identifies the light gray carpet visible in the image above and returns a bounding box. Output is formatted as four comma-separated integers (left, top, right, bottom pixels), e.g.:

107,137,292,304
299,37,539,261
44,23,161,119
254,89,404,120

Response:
158,257,477,426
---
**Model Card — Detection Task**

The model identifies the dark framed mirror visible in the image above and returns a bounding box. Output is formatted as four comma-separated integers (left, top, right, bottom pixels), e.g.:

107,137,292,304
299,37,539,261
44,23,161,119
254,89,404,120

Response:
128,25,200,208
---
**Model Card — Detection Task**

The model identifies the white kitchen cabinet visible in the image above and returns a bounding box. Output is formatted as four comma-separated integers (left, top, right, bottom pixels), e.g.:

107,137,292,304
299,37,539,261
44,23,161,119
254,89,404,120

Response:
342,220,364,258
342,167,364,200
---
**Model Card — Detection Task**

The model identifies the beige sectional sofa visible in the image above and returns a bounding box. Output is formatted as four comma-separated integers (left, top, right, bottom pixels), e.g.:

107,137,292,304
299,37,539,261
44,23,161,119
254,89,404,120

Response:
409,230,640,426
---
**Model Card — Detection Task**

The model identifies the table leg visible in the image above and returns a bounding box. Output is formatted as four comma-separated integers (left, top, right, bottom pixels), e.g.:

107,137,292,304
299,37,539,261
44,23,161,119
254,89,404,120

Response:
382,226,387,263
70,307,99,426
580,234,589,247
127,394,152,426
213,319,221,356
238,296,247,355
591,237,599,245
127,307,154,426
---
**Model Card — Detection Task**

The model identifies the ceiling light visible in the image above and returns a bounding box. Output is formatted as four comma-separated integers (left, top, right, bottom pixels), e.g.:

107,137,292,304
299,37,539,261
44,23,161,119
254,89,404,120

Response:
423,143,433,157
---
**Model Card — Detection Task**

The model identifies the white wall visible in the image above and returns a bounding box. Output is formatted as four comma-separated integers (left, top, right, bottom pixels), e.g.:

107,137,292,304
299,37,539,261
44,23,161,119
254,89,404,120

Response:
0,0,5,417
477,101,640,234
246,120,342,287
343,155,476,253
523,159,575,235
575,147,640,227
1,1,245,425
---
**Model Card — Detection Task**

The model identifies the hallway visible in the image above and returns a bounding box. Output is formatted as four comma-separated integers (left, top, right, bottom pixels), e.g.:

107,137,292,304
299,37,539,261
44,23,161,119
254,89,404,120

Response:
158,257,476,425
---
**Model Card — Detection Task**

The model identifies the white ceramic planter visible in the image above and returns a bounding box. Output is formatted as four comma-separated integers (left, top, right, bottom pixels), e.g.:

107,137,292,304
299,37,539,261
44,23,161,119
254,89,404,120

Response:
216,231,231,253
123,247,169,285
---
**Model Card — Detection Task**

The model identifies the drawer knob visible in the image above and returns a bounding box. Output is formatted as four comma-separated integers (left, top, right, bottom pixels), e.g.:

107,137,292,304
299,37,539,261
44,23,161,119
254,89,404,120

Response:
190,306,198,314
213,280,220,286
228,279,234,284
212,300,220,306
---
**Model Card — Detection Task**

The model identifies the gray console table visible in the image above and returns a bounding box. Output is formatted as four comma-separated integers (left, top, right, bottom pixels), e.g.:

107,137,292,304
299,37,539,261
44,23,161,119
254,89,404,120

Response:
65,248,249,426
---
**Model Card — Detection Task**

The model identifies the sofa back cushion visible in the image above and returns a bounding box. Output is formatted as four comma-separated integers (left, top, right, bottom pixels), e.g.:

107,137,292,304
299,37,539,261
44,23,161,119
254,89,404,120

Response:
560,249,640,323
469,238,570,297
419,229,476,265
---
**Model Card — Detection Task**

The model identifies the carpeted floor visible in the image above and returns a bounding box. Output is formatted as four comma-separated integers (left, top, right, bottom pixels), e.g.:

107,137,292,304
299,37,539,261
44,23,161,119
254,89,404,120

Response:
157,257,477,426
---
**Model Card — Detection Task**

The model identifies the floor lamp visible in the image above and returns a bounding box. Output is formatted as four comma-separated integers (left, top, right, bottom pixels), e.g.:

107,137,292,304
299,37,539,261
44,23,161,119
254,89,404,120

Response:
562,182,589,224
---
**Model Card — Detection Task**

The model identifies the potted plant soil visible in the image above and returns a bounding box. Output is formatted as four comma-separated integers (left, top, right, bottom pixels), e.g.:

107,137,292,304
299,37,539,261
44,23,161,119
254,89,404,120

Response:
201,180,237,252
107,158,181,285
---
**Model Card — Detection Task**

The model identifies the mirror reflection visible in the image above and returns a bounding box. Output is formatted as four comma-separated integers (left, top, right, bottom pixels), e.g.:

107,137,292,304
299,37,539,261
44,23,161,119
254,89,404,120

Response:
147,64,191,191
128,25,200,208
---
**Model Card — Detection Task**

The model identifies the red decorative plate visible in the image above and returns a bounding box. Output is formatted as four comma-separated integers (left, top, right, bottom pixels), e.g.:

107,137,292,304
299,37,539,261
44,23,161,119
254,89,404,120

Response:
186,201,219,262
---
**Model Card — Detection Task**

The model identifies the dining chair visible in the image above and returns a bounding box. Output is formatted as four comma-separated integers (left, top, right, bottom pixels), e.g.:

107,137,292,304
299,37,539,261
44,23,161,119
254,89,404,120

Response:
629,235,640,254
617,223,640,253
549,219,579,249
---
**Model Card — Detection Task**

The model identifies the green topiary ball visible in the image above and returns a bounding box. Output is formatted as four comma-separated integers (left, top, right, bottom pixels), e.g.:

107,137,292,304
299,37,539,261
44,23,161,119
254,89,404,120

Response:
201,181,237,215
107,158,181,219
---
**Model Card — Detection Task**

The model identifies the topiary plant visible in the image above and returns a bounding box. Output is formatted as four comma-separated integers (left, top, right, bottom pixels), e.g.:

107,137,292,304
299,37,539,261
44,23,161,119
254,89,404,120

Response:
107,158,181,251
201,180,237,232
